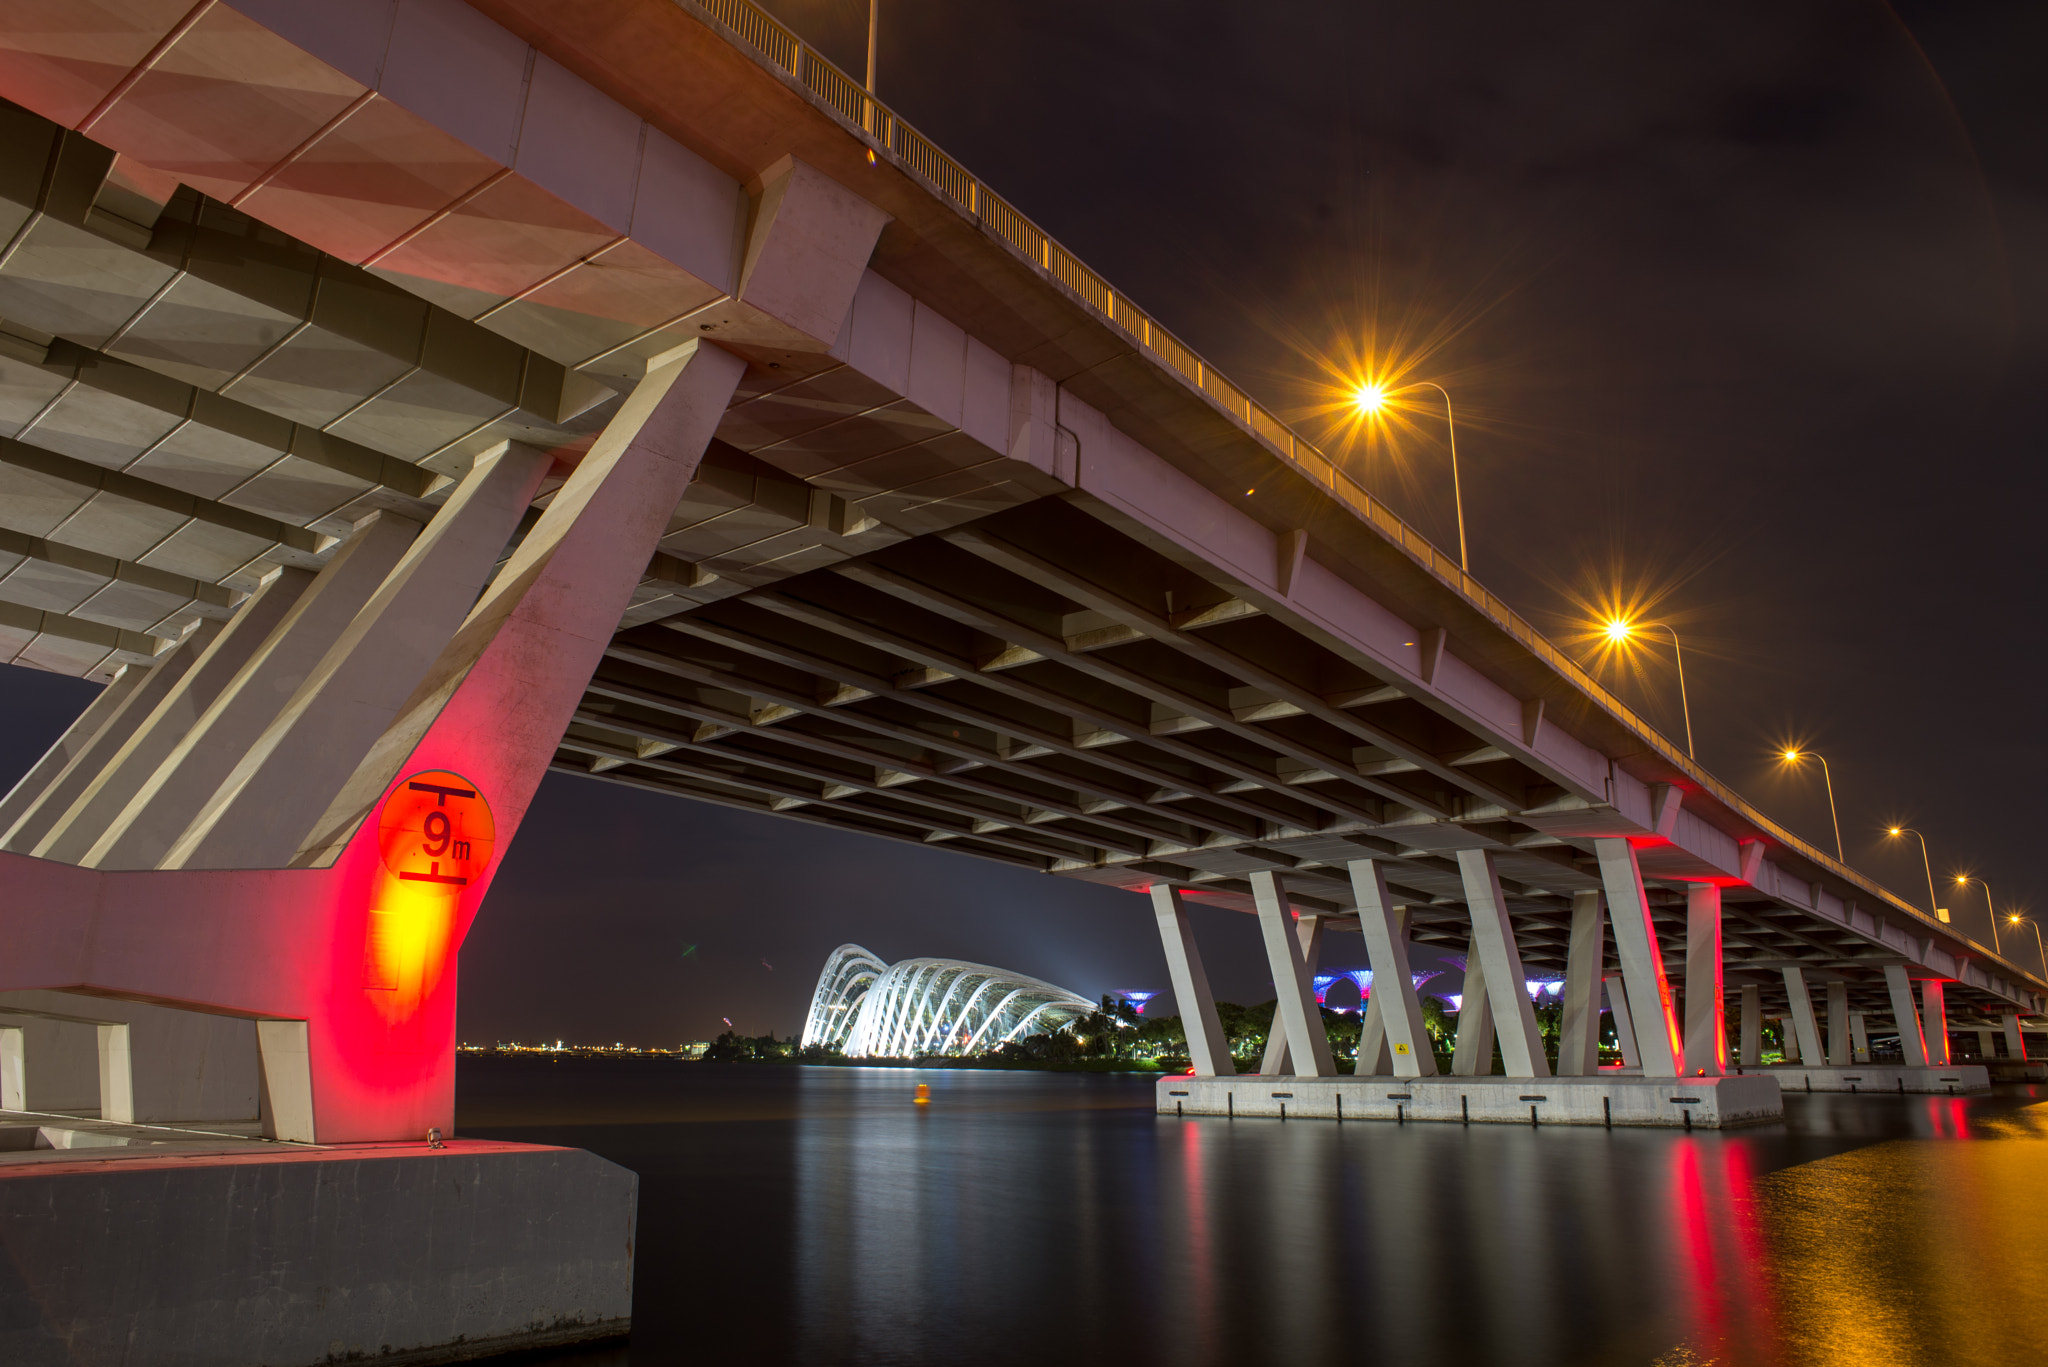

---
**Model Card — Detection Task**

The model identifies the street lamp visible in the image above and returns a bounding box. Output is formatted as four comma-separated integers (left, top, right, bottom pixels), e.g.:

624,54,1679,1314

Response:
1954,875,2002,955
1602,617,1695,759
1779,749,1842,862
1352,380,1468,573
2008,913,2046,979
1886,827,1945,923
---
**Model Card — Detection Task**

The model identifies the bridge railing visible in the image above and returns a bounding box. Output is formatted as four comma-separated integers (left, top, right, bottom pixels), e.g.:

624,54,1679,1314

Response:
683,0,2033,985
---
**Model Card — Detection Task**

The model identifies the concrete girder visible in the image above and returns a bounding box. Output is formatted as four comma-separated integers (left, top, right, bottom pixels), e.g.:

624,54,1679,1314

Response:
575,688,1214,849
554,728,1101,866
0,434,333,558
0,524,239,626
834,556,1456,819
941,523,1540,815
559,719,1148,858
589,647,1271,843
633,618,1322,835
732,590,1382,828
570,694,1208,850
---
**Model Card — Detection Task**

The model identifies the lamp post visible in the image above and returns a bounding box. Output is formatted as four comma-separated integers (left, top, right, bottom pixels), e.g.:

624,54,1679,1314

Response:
1886,827,1944,923
2008,914,2046,979
1352,380,1468,573
1955,875,2002,955
1779,749,1842,862
1602,618,1695,760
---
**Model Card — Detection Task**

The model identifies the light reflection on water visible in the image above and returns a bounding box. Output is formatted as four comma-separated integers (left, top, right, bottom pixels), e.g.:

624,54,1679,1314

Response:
458,1062,2048,1367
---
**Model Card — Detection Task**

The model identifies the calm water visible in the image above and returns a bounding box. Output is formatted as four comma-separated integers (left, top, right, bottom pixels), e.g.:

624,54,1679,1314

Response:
458,1059,2048,1367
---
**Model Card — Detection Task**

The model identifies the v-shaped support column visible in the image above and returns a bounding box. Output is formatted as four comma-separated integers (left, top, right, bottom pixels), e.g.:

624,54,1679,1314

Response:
1593,838,1683,1077
1249,870,1334,1077
1350,859,1437,1077
1455,849,1549,1078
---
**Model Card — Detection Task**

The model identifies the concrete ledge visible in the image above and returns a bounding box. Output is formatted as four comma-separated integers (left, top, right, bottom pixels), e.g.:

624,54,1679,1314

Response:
1983,1059,2047,1083
1156,1074,1784,1128
1740,1064,1992,1094
0,1138,636,1367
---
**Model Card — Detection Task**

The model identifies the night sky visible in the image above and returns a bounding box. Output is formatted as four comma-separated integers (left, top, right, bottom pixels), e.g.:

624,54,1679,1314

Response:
4,2,2043,1046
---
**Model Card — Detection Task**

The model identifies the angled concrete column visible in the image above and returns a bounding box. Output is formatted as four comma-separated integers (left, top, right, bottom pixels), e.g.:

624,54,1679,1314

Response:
1850,1012,1871,1063
84,513,421,870
256,1019,314,1143
0,620,223,853
2004,1012,2029,1061
1684,884,1725,1076
1455,849,1549,1078
1593,838,1683,1076
1777,1017,1800,1062
34,569,313,863
1739,984,1763,1066
1883,965,1928,1067
1349,859,1437,1078
162,444,554,870
294,340,750,872
1781,968,1825,1065
1975,1028,1998,1060
1556,889,1605,1076
1606,974,1640,1068
0,1027,19,1110
1826,981,1851,1066
1151,885,1234,1078
1249,870,1334,1077
1452,952,1496,1076
0,662,144,833
1921,979,1950,1066
97,1023,134,1123
1260,913,1323,1075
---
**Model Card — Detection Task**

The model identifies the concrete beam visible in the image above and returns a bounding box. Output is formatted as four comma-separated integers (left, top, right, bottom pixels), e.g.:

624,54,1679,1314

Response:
1456,849,1549,1079
1260,913,1323,1075
1685,884,1725,1077
1249,871,1334,1077
84,513,422,869
1350,860,1437,1078
1594,838,1682,1077
1884,964,1929,1067
161,443,555,870
1151,884,1234,1077
1555,889,1605,1075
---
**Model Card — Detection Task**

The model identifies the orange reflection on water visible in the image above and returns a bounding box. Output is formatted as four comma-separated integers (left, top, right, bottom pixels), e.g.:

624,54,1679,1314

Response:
1748,1117,2048,1366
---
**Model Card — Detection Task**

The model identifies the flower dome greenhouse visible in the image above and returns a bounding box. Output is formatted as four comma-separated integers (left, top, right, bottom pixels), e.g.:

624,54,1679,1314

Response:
800,944,1097,1057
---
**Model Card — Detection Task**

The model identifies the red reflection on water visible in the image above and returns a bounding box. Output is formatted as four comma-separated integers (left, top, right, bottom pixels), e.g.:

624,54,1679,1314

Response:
1180,1119,1215,1346
1921,1096,1971,1139
1667,1138,1781,1365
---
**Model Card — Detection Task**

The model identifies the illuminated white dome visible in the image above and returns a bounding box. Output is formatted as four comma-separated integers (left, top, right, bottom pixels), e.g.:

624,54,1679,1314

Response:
800,944,1096,1057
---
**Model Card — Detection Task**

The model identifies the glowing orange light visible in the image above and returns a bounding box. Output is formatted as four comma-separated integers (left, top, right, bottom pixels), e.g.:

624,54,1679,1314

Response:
366,771,495,1015
1604,617,1635,643
1352,382,1390,415
1782,749,1802,762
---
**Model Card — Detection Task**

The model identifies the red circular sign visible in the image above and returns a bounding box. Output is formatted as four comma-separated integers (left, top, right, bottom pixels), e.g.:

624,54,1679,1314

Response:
377,770,495,891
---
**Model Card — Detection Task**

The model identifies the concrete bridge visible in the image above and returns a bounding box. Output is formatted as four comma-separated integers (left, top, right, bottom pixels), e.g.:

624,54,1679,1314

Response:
0,0,2034,1359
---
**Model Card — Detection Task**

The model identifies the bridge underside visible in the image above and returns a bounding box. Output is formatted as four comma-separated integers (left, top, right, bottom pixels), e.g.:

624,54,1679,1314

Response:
0,0,2037,1072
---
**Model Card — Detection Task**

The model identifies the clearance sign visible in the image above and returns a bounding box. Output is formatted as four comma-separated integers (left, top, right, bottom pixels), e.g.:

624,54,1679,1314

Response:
364,771,496,999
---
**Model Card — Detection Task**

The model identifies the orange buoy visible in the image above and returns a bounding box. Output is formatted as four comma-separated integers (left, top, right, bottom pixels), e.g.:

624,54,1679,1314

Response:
914,1082,931,1105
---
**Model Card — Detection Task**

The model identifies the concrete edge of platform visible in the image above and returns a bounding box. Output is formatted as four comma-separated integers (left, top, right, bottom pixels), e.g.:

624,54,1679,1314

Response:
1155,1074,1784,1128
0,1138,637,1367
1737,1064,1992,1094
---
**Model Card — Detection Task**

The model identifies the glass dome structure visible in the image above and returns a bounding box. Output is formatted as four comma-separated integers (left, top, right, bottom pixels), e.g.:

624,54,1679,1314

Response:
800,944,1096,1057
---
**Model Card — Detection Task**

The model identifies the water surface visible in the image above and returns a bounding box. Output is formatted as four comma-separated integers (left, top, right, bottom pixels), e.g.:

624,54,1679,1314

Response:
458,1059,2048,1366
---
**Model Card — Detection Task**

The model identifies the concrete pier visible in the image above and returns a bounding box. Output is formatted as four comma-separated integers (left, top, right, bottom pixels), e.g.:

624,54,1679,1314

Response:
1157,1073,1783,1128
1740,1064,1992,1094
0,1120,636,1367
